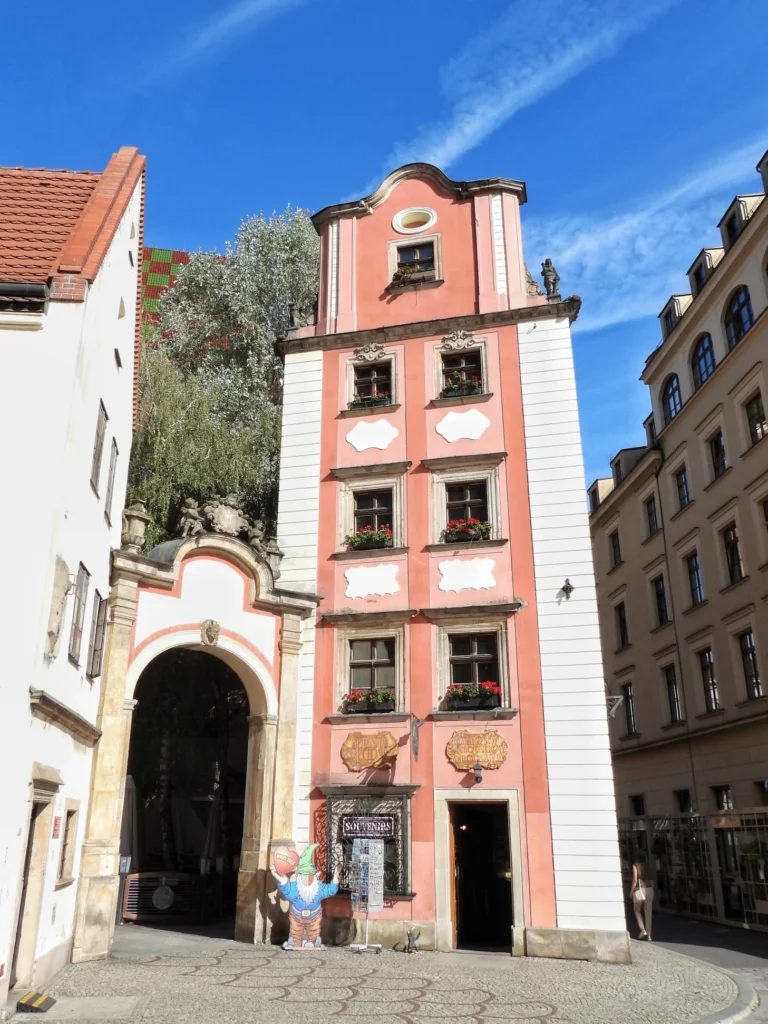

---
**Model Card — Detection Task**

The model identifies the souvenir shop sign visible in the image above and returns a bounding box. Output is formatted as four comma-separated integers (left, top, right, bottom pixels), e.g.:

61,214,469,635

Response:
446,729,508,771
341,815,396,839
341,731,399,771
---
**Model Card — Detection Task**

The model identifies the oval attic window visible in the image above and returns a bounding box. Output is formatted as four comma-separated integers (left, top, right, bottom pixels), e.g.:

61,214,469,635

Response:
392,207,437,234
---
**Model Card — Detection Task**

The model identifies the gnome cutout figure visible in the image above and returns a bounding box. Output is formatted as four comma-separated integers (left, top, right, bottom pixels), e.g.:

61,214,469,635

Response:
270,843,339,949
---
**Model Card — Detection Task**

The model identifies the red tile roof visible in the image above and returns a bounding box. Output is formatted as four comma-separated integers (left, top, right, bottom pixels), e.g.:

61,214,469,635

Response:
0,147,146,296
0,167,101,283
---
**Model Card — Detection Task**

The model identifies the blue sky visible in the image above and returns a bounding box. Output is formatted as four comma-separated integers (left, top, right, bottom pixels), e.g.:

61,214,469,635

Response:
4,0,768,481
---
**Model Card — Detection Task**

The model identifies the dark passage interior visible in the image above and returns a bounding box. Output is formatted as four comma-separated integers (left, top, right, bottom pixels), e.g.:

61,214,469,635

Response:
122,649,249,934
452,802,513,951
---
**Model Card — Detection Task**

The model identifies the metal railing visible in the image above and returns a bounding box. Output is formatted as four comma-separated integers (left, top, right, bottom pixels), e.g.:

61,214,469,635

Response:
619,810,768,931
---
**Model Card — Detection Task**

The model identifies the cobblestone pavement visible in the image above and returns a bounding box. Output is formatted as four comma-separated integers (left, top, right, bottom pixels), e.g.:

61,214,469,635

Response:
42,927,744,1024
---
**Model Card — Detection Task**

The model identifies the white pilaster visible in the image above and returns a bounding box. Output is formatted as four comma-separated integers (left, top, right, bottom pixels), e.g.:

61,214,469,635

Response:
518,317,626,933
276,348,323,845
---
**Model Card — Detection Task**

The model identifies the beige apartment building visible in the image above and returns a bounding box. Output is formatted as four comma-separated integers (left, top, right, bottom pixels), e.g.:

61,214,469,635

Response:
589,149,768,820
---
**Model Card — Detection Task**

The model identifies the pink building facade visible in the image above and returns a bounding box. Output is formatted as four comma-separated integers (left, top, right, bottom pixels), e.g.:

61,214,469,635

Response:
275,164,629,960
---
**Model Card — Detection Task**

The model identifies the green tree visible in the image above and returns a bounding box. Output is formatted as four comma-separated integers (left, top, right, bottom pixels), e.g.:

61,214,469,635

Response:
129,207,319,551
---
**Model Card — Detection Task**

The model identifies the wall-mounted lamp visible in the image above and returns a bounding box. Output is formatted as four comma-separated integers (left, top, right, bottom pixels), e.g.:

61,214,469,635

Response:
473,761,483,785
562,578,575,599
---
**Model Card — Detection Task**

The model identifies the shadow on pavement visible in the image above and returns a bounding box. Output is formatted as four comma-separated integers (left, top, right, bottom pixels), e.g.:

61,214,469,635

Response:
627,905,768,970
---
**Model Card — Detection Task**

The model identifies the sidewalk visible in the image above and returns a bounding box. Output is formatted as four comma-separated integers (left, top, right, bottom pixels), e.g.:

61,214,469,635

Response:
649,912,768,1022
29,923,751,1024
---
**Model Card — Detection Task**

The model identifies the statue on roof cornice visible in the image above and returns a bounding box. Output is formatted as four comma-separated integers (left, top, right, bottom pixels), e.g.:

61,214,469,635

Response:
541,259,561,300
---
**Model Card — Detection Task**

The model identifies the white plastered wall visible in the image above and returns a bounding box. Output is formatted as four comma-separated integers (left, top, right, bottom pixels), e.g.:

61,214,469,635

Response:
518,316,626,933
0,179,142,994
276,349,324,844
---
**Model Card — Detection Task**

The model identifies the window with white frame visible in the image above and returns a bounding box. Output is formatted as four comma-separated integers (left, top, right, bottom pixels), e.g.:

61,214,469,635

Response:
432,336,488,401
335,624,405,712
337,469,406,550
429,460,502,544
350,362,393,409
388,233,441,287
436,620,510,707
345,350,397,409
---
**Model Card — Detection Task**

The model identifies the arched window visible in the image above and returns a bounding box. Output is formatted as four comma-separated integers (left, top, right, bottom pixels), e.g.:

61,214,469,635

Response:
662,374,682,426
691,334,715,390
724,286,754,350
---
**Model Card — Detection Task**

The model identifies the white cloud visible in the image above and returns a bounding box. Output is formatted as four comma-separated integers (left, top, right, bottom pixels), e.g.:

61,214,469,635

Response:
385,0,677,171
162,0,309,76
524,138,768,332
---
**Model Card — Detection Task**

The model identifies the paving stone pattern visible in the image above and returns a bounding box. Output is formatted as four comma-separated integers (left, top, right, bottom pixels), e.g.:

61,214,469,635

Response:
47,938,739,1024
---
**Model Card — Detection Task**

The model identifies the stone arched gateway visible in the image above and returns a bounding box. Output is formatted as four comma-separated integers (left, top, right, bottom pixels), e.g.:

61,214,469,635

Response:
70,531,317,962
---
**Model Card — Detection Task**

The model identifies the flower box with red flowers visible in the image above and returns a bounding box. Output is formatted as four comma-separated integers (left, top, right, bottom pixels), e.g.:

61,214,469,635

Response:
349,390,391,409
440,372,483,398
344,525,393,551
443,518,491,543
444,681,502,710
342,688,396,714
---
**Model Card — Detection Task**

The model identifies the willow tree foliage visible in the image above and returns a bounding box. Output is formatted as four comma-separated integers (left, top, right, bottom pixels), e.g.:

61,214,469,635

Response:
129,208,319,551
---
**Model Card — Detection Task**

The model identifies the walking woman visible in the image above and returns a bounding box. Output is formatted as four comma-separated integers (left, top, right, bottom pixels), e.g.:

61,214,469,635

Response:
630,850,653,940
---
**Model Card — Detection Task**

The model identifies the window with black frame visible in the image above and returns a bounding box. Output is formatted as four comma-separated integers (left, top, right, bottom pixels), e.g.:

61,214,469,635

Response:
645,496,660,536
664,664,682,723
440,348,483,397
691,334,715,390
444,480,489,541
353,490,393,535
739,629,762,700
725,286,754,349
348,638,395,693
676,465,691,509
448,633,499,686
397,242,434,273
710,430,727,478
746,392,767,446
351,362,392,408
326,793,410,896
722,523,744,585
700,648,720,712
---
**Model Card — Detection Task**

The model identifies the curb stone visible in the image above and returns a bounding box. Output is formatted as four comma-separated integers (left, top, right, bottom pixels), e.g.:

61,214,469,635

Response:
643,943,759,1024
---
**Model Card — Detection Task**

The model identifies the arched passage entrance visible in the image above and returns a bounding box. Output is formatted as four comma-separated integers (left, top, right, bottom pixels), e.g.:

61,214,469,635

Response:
70,534,318,963
123,649,249,933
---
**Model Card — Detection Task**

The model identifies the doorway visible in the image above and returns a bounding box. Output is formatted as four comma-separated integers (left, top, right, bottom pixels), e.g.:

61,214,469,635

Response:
124,649,249,936
451,802,513,951
11,800,53,988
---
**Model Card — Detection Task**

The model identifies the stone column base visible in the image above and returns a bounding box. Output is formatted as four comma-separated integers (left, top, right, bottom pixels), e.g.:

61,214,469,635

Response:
523,927,631,964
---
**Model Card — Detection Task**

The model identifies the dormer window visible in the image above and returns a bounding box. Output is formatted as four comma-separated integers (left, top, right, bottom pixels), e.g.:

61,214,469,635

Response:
724,210,741,247
692,263,707,294
663,307,676,336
